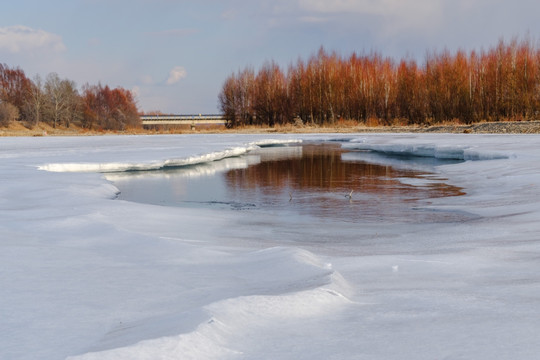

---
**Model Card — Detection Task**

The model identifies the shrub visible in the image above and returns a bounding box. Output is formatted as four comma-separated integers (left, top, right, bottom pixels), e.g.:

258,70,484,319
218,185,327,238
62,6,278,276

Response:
0,102,19,127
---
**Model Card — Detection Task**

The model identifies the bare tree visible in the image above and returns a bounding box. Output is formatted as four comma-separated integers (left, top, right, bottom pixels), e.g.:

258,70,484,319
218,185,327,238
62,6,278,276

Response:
44,73,80,128
23,74,45,127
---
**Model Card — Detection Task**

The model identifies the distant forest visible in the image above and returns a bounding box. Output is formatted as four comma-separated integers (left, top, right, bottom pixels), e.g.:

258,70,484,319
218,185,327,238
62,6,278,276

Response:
219,38,540,127
0,64,140,130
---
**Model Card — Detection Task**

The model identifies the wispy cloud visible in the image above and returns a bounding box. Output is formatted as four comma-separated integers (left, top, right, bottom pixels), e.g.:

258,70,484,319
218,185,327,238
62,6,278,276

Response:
221,9,238,20
298,16,330,24
296,0,443,31
150,28,198,37
166,66,187,85
140,75,154,85
0,25,66,54
298,0,438,15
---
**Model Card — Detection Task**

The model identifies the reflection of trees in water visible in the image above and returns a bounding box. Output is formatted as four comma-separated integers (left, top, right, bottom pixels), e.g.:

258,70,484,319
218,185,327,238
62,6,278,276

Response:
224,144,463,200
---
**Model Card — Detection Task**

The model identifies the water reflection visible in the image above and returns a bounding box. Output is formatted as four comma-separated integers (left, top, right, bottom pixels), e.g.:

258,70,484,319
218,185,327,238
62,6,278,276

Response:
223,144,465,223
111,143,468,224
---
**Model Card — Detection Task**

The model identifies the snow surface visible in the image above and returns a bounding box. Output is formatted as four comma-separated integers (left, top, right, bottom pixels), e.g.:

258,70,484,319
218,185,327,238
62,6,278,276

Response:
2,133,540,359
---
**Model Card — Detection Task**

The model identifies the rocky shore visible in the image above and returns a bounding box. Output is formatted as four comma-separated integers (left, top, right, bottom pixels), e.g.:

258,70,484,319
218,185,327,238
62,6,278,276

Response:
420,120,540,134
328,120,540,134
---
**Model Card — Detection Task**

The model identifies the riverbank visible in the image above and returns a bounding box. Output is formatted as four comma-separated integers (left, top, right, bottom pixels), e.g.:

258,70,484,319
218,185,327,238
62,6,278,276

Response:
239,120,540,134
2,120,540,136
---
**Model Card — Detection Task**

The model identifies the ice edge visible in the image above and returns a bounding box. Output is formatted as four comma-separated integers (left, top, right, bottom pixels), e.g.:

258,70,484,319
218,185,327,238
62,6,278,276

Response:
37,139,303,173
342,141,511,161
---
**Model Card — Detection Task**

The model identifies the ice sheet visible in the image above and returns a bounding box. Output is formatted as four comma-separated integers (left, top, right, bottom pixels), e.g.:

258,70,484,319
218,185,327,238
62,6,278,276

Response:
2,133,540,360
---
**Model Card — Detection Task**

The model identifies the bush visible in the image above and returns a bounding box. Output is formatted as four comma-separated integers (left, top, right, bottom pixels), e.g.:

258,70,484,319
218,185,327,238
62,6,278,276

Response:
0,102,19,127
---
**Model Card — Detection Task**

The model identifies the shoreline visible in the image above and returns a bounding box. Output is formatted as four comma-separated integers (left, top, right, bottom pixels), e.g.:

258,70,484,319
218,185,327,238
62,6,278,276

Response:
2,120,540,137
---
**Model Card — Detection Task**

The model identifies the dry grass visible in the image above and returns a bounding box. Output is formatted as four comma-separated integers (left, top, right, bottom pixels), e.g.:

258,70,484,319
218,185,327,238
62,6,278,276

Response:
0,122,193,137
2,119,540,136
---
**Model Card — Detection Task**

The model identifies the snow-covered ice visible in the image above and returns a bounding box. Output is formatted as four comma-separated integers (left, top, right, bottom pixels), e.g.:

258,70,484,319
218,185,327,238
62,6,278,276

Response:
2,133,540,359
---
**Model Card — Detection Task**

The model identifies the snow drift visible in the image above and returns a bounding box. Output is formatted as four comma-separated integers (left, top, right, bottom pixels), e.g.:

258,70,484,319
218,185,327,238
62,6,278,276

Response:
3,133,540,360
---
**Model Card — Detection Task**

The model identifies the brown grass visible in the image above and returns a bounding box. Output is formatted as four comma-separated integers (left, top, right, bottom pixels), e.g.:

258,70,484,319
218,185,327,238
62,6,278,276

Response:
0,122,193,137
2,118,540,136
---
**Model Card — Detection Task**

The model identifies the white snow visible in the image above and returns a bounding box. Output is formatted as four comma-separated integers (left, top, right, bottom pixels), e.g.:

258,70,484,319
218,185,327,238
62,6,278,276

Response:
2,133,540,359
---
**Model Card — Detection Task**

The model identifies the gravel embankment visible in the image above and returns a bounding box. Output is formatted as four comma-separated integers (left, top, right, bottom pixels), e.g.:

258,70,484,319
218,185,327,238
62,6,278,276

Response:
342,121,540,134
421,121,540,134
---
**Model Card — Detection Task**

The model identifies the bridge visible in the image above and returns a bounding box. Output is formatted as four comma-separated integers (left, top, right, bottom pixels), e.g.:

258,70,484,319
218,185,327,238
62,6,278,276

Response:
140,114,227,128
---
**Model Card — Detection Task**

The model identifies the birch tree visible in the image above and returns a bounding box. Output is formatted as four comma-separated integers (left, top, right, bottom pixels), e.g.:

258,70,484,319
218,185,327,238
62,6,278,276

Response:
44,73,77,127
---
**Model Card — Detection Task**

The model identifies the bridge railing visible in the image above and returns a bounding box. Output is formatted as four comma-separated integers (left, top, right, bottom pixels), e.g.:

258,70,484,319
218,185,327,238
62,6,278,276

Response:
140,114,228,127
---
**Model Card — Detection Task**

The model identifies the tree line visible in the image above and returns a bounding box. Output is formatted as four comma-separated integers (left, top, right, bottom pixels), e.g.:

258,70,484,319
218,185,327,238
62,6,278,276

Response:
0,63,140,130
219,38,540,127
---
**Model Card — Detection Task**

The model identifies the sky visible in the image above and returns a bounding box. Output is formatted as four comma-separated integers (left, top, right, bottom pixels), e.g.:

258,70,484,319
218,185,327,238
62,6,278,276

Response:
1,0,539,114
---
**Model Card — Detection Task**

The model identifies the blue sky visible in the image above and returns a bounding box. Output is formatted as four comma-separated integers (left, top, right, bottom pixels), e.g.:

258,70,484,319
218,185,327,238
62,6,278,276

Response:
1,0,539,114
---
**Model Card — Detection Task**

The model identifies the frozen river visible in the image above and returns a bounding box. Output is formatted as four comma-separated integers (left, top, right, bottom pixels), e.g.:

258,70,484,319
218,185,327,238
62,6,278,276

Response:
110,143,467,224
1,133,540,359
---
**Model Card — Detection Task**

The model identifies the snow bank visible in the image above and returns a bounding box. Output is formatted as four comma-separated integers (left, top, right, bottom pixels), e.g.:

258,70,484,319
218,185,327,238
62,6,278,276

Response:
3,133,540,360
68,247,350,360
39,146,253,173
38,138,303,173
69,288,349,360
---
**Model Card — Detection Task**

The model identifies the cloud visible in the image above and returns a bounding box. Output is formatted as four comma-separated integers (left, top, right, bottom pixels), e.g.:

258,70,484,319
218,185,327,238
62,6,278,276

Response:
166,66,187,85
0,25,66,54
150,28,198,37
221,9,238,20
296,0,443,31
131,86,141,99
298,0,437,14
140,75,154,85
88,37,101,47
298,16,330,24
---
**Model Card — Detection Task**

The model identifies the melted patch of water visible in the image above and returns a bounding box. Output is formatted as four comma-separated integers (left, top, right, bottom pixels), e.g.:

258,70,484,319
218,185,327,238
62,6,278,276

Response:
110,143,472,224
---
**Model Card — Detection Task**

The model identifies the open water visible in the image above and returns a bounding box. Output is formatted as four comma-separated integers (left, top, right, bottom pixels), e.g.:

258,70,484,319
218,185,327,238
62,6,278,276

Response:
111,143,470,226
